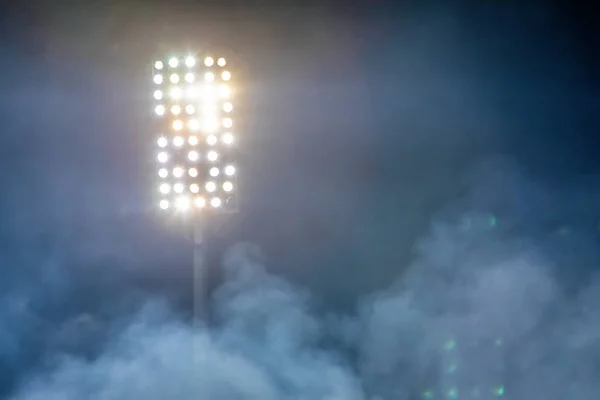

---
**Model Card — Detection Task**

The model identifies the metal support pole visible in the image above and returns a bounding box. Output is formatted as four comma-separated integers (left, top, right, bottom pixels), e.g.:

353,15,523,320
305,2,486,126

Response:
193,218,207,324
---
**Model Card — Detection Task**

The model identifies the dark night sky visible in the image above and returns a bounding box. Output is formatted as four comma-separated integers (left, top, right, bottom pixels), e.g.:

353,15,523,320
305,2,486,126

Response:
0,0,599,398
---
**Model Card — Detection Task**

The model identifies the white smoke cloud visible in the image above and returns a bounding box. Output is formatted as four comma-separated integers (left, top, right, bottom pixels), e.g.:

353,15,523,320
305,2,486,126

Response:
10,159,600,400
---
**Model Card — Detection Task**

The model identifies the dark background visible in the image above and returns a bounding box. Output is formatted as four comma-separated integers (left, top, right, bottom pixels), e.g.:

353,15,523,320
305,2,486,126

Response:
0,0,598,398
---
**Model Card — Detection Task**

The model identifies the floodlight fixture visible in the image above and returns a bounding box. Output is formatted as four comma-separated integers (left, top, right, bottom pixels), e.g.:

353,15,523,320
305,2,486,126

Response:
151,52,239,214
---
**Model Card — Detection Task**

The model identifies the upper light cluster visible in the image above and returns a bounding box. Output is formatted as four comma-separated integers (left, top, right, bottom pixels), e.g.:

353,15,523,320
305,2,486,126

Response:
152,54,237,213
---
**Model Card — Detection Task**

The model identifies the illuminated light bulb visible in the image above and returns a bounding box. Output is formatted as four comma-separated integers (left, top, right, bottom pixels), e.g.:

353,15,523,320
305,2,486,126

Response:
171,105,181,115
203,118,218,133
153,90,163,100
194,197,206,208
205,181,216,192
204,72,215,83
218,84,230,98
222,118,233,128
154,61,164,70
159,183,171,194
188,168,198,177
223,181,234,192
157,152,168,163
209,167,219,177
204,57,214,67
207,151,218,162
188,119,200,131
172,120,183,131
155,105,165,115
174,183,184,193
153,74,163,84
173,136,184,147
223,102,233,113
217,57,226,67
168,57,178,68
190,184,200,193
185,72,195,83
225,165,235,176
222,133,234,144
185,104,195,114
211,197,222,208
173,167,183,178
170,74,180,84
175,196,190,211
188,136,198,145
170,87,183,99
188,151,199,161
221,71,231,81
206,135,218,145
158,168,168,178
185,56,196,67
159,199,169,209
157,137,168,147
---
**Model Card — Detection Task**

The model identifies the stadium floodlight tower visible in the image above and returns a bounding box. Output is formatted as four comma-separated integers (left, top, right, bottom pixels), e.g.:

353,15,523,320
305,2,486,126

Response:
151,53,238,322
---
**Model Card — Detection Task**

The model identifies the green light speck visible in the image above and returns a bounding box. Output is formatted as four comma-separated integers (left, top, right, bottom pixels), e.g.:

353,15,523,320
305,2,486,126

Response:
422,390,434,399
493,386,505,396
447,388,458,399
443,339,457,351
446,363,458,373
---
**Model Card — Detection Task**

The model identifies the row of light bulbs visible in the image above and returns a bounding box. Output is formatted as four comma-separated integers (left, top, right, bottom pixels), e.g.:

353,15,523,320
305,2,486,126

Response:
153,71,231,85
156,117,232,133
157,150,223,163
159,181,233,195
158,133,234,147
154,56,227,70
158,165,236,178
160,196,223,210
153,101,233,115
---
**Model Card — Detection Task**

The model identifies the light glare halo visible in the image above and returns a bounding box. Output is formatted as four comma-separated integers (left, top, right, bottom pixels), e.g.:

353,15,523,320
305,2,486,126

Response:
155,105,165,115
190,184,200,194
188,168,198,177
223,102,233,112
171,105,181,115
153,74,163,84
173,120,183,131
205,181,216,192
174,183,184,193
209,167,219,177
173,167,184,178
173,136,184,147
158,168,168,178
159,199,169,210
188,151,199,161
157,137,168,147
207,151,218,162
153,90,163,100
170,87,183,99
170,73,180,84
217,57,226,67
222,133,234,144
185,73,195,83
185,104,196,114
205,72,215,82
211,197,222,208
188,136,199,145
204,57,214,67
157,152,168,163
188,119,200,131
168,57,178,68
154,61,164,70
225,165,235,176
194,197,206,208
185,56,196,67
159,183,171,194
221,71,231,81
223,181,234,192
175,196,190,211
207,135,218,145
218,84,230,98
223,118,233,128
